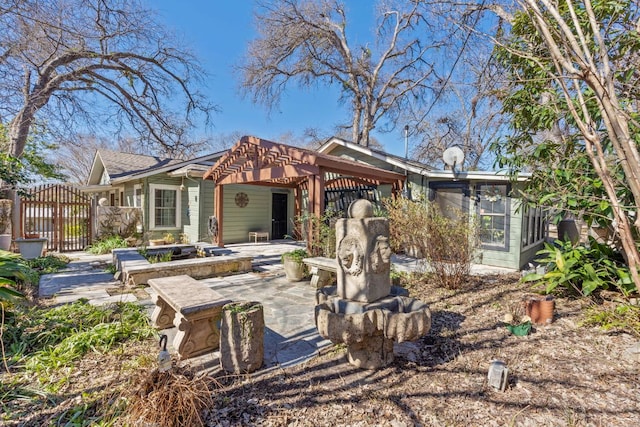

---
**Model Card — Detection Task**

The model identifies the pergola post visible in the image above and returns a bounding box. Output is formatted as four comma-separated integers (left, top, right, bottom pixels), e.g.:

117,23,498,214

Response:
214,184,224,247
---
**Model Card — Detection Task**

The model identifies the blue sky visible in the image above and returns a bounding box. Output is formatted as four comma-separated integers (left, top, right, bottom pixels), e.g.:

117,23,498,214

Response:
153,1,408,156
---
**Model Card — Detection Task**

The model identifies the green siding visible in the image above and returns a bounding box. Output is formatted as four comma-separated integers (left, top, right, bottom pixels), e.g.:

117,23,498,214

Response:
221,184,293,243
199,179,216,243
476,200,522,269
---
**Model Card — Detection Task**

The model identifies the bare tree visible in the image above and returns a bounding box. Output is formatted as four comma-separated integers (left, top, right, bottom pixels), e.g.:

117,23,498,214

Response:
0,0,215,162
238,0,449,147
410,46,508,170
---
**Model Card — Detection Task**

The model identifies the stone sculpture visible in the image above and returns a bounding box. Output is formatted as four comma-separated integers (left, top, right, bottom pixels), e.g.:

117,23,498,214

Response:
315,199,432,369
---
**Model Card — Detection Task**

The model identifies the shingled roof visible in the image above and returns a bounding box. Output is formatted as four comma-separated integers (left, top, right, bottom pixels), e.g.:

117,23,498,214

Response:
95,149,181,181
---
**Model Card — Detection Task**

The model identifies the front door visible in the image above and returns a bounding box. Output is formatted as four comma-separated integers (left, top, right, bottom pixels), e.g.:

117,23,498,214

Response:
271,193,288,239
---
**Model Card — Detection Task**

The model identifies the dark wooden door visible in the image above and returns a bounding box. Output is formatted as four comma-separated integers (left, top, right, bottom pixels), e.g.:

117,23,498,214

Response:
271,193,288,239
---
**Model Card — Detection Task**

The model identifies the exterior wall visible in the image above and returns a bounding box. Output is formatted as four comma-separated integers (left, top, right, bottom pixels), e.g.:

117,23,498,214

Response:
476,198,522,269
220,184,293,244
328,146,408,175
145,175,183,240
181,180,199,244
199,179,216,243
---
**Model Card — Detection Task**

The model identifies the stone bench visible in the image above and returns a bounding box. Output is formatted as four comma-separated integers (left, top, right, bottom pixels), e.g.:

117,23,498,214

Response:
149,275,232,359
123,255,253,286
303,256,337,288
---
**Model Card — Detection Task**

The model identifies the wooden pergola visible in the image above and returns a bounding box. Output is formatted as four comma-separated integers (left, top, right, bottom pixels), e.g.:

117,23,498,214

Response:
202,136,406,246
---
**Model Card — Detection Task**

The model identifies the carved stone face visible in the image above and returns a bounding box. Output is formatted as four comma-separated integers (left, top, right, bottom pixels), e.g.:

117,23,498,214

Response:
370,236,391,274
337,234,364,276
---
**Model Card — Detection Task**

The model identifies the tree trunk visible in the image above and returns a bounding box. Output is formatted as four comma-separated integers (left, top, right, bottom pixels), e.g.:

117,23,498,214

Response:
8,108,34,158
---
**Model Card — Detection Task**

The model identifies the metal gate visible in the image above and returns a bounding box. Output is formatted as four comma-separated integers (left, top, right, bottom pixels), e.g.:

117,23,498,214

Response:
20,184,92,252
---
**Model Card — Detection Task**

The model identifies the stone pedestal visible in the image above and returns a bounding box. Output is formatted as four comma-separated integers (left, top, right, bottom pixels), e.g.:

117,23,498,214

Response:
220,302,264,373
347,333,394,369
336,202,391,302
314,199,432,370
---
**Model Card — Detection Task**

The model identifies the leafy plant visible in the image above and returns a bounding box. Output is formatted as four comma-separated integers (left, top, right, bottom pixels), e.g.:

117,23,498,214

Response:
11,301,154,378
26,254,70,274
523,238,635,297
582,303,640,337
281,248,309,264
163,233,175,244
1,250,37,299
146,251,173,264
87,235,128,254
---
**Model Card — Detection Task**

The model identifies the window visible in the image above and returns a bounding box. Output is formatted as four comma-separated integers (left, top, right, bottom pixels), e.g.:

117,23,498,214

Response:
149,184,180,229
477,184,509,249
133,185,142,208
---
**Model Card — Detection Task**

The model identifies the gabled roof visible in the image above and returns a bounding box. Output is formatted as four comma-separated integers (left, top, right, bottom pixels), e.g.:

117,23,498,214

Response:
318,137,433,175
319,137,531,182
87,149,226,185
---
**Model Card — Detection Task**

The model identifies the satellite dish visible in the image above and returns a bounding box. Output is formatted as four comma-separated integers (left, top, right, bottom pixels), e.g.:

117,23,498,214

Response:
443,147,465,170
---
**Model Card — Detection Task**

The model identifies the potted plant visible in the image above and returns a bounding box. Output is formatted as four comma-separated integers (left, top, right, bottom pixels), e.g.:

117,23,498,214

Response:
281,248,309,282
503,303,532,336
219,301,264,374
0,199,12,251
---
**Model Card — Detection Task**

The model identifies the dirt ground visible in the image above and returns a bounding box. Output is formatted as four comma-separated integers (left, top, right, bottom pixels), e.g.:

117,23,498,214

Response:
5,274,639,426
206,274,640,426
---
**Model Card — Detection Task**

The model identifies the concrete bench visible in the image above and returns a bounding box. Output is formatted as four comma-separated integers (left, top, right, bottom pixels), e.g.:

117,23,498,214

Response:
303,256,337,288
149,275,232,359
123,255,253,286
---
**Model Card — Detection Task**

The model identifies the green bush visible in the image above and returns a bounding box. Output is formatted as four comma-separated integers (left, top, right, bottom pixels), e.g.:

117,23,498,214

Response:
523,237,635,296
1,250,37,303
26,254,70,274
281,248,309,264
86,235,128,254
294,210,338,258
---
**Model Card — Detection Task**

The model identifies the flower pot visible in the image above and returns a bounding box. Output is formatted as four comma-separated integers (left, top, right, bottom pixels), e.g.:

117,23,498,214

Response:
283,257,306,282
525,296,555,325
220,302,264,373
149,239,166,246
15,238,47,259
0,234,11,251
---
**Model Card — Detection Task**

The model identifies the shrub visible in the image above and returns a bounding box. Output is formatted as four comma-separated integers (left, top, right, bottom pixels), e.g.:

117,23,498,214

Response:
384,197,479,289
294,211,339,257
582,303,640,337
522,237,636,296
87,235,128,254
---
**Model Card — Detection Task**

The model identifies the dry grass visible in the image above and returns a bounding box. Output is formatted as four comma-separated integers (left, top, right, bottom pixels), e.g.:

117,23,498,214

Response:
120,365,215,427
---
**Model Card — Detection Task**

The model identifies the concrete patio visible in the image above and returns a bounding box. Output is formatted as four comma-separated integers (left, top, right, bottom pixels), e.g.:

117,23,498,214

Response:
38,240,516,373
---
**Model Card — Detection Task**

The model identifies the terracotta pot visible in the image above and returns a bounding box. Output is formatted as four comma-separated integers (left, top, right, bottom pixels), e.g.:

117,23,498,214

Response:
525,296,555,325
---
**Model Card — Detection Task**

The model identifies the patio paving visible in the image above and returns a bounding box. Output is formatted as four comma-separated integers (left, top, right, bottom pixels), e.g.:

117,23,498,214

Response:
38,240,517,373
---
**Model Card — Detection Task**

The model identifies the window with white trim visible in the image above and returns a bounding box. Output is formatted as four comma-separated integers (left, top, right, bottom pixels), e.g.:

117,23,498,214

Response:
149,184,180,229
133,185,142,207
477,184,509,249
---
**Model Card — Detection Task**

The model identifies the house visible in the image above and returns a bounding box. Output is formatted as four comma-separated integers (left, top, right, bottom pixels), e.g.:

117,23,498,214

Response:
85,136,547,269
318,137,547,269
